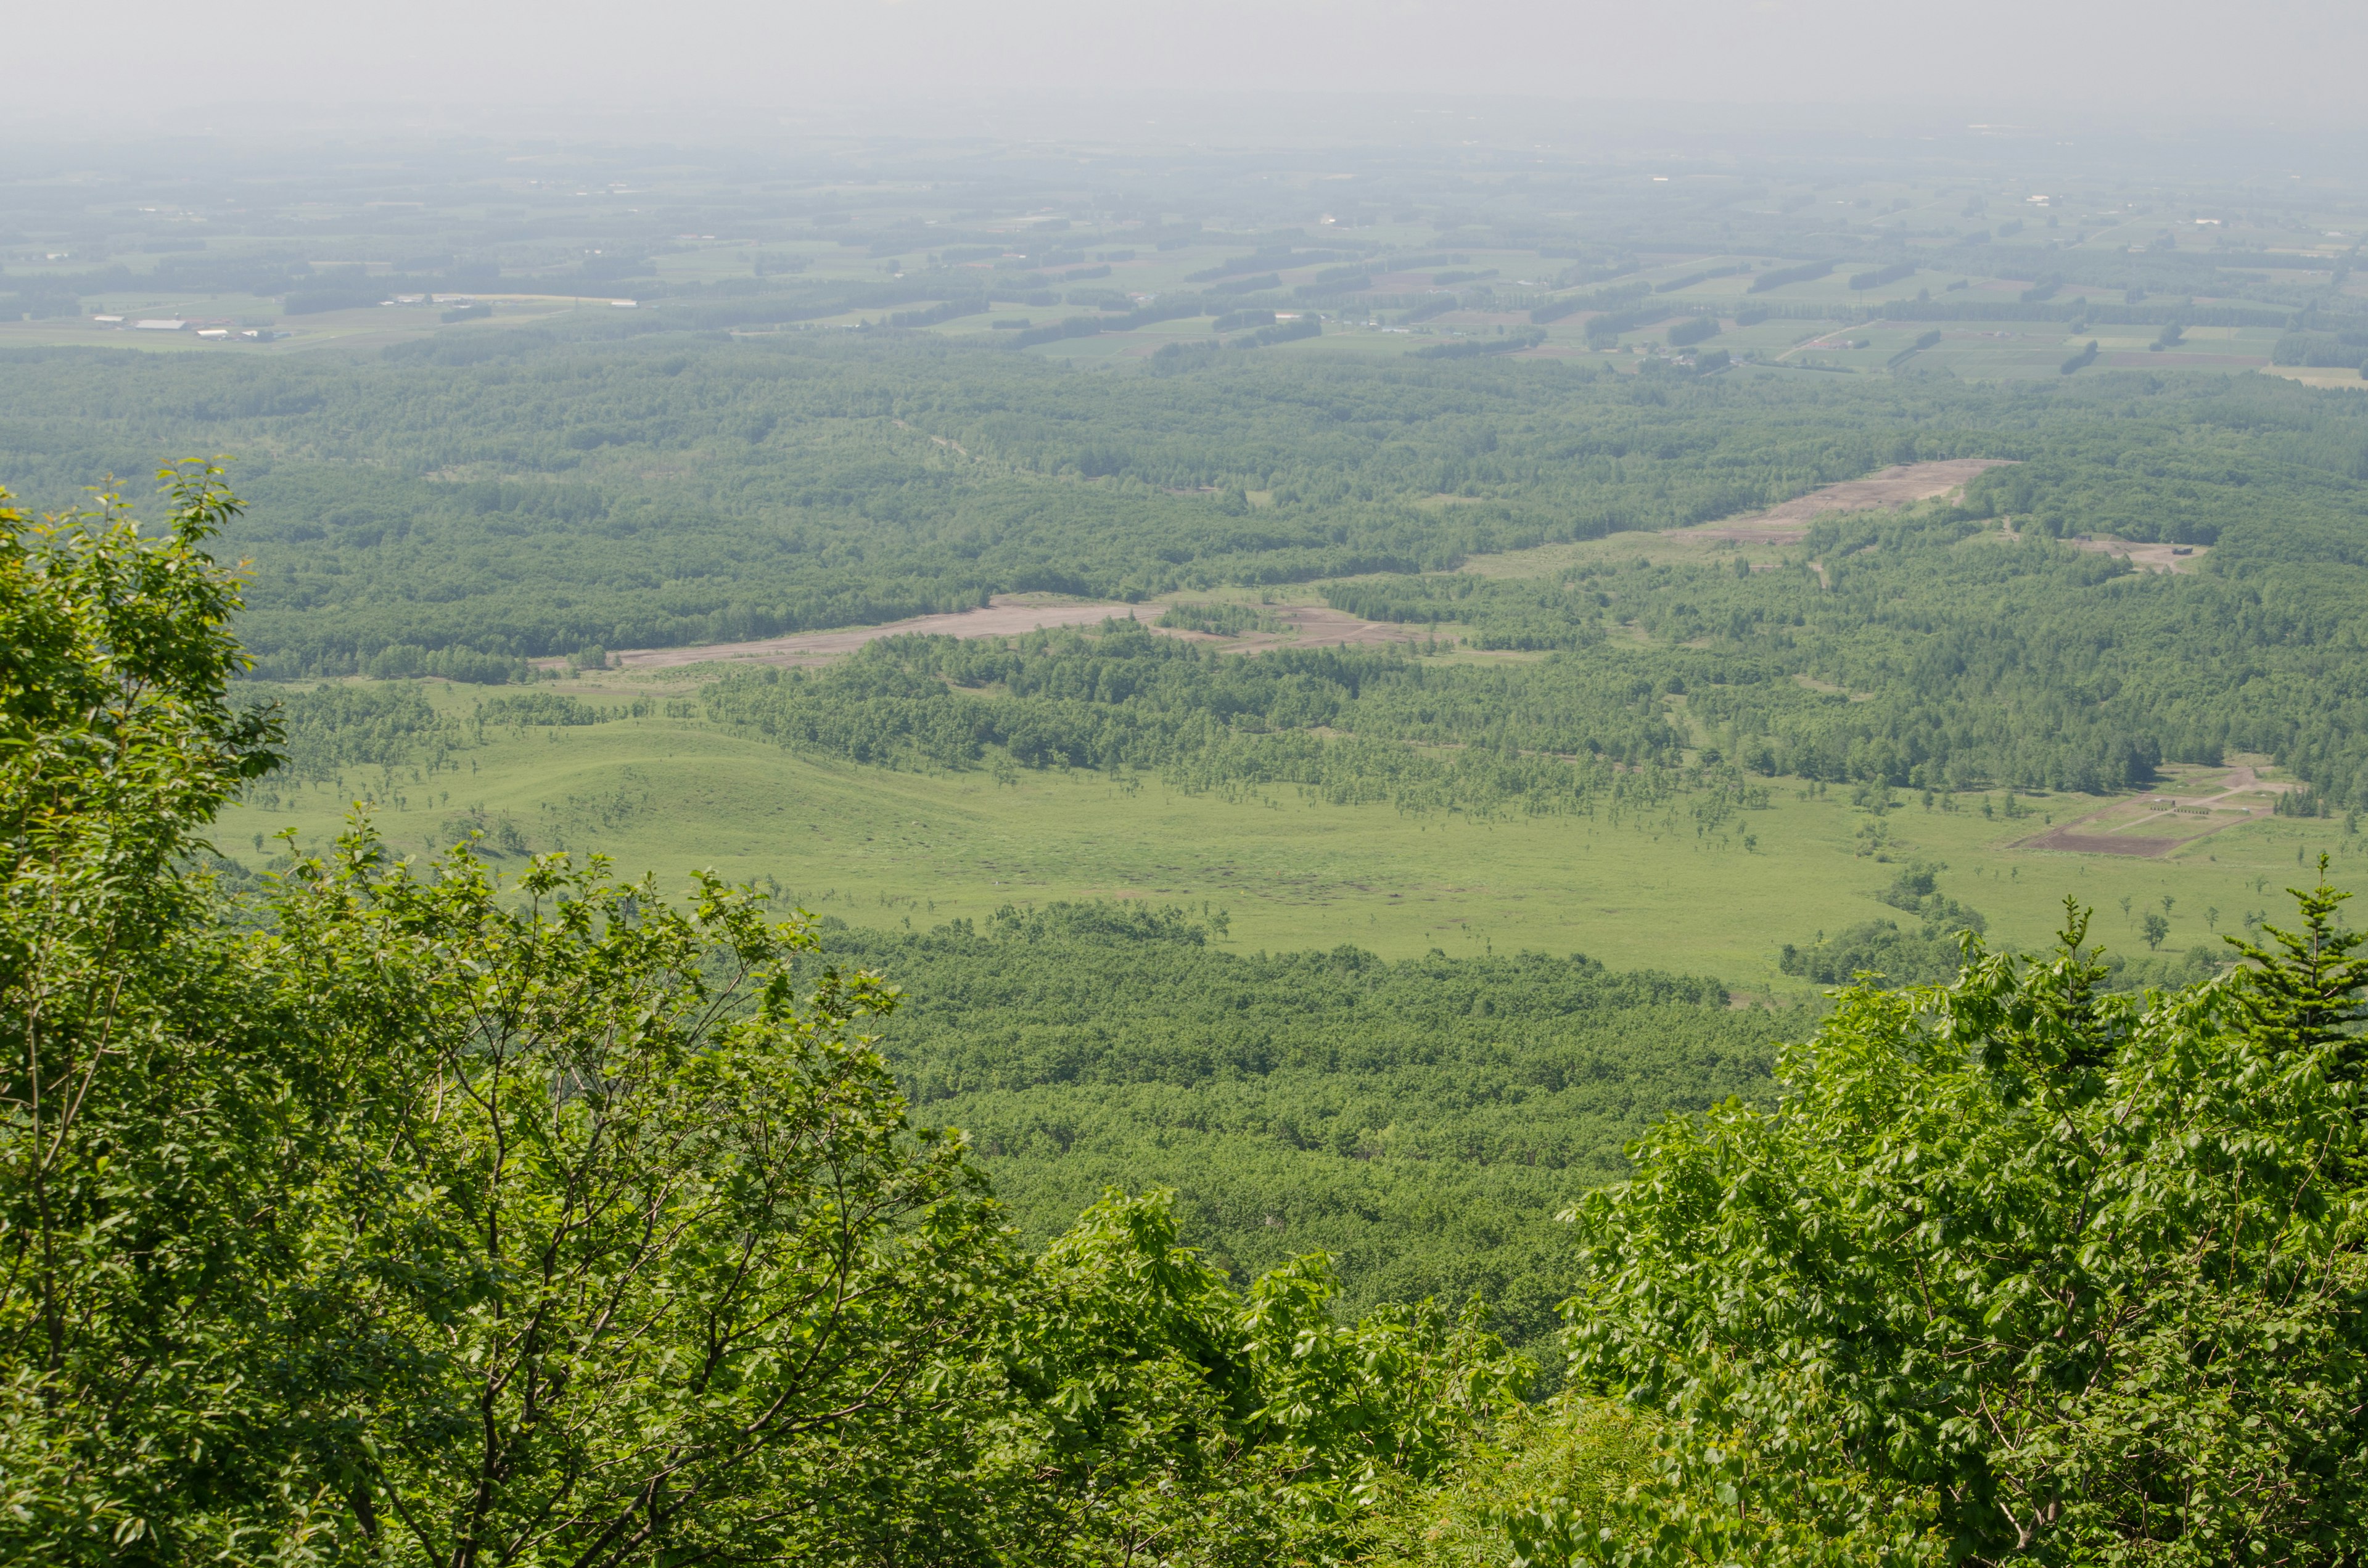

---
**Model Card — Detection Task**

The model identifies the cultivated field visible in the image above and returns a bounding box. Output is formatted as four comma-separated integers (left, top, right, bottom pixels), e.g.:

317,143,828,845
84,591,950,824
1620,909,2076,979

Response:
2018,764,2295,856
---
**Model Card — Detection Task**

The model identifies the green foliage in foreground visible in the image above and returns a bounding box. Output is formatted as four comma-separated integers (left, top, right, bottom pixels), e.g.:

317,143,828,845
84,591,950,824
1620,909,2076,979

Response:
1531,893,2368,1565
0,475,1522,1566
1363,885,2368,1567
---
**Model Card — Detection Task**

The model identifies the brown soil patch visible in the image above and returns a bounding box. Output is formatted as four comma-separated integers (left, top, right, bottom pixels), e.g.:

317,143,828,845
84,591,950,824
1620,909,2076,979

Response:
2017,765,2296,859
1675,459,2016,544
1213,605,1426,654
600,597,1156,671
2064,536,2208,573
2019,830,2193,858
589,599,1424,673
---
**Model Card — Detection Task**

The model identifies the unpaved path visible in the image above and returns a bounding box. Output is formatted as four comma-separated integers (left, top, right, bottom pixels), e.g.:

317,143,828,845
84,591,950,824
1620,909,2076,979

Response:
592,461,2009,672
591,598,1426,672
604,597,1154,670
1675,459,2016,544
1180,604,1426,654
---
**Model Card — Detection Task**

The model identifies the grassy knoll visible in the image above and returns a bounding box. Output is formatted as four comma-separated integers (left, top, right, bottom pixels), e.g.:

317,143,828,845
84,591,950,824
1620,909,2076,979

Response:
215,678,2359,991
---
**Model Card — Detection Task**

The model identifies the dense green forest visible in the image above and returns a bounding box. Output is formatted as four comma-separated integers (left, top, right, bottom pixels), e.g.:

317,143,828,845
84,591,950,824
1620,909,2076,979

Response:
713,466,2368,808
10,469,2368,1566
0,332,1928,668
1325,490,2368,801
802,909,1780,1357
699,626,1745,820
0,334,2354,671
9,129,2368,1561
8,329,2368,810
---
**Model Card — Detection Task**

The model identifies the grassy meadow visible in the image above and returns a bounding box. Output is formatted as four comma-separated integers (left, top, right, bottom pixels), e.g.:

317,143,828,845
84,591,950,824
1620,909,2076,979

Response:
215,673,2359,994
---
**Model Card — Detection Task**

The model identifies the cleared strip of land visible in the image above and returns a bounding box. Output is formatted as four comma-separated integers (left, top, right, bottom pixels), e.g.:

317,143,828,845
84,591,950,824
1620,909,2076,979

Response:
600,598,1154,670
599,461,2013,670
593,598,1424,671
1673,458,2016,543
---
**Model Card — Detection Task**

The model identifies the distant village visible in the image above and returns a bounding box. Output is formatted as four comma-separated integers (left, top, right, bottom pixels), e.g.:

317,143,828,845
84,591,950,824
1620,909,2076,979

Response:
88,316,287,341
76,290,641,340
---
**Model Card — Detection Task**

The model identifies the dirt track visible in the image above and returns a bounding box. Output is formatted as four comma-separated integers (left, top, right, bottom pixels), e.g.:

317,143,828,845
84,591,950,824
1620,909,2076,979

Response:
596,597,1423,671
596,461,2013,671
606,599,1154,670
2016,830,2189,858
1183,605,1426,654
1676,459,2016,544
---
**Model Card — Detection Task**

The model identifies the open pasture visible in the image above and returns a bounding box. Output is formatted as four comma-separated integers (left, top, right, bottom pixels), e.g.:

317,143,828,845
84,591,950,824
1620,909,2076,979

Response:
214,680,2362,995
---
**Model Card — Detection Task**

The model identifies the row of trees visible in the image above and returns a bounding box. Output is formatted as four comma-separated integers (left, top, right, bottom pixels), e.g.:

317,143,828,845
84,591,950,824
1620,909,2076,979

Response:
697,624,1739,819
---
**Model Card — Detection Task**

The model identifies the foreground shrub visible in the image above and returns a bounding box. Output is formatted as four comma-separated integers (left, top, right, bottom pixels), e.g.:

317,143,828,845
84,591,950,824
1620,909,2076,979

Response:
1556,897,2368,1565
0,467,1523,1566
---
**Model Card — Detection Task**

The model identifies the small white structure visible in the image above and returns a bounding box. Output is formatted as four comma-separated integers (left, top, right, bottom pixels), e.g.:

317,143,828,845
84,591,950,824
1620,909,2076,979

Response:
196,329,230,339
609,299,638,308
133,319,187,330
92,314,125,324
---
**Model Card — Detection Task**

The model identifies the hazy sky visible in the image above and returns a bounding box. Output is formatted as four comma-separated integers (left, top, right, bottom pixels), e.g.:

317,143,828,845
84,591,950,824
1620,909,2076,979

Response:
17,0,2368,133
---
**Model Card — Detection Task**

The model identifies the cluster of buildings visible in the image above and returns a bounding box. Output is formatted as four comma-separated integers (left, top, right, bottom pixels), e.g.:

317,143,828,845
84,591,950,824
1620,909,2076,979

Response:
89,315,284,342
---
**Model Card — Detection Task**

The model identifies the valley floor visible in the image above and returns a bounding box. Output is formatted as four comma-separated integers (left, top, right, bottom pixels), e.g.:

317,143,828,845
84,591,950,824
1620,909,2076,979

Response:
216,686,2359,990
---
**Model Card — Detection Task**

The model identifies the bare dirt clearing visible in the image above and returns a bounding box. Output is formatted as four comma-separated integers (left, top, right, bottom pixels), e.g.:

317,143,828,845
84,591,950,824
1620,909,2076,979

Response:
602,597,1154,671
2064,536,2210,573
2018,765,2296,858
1674,459,2016,544
593,599,1424,673
1198,605,1427,653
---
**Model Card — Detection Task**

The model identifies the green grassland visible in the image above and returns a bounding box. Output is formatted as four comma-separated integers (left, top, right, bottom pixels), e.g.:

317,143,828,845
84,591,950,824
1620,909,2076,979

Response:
213,671,2356,993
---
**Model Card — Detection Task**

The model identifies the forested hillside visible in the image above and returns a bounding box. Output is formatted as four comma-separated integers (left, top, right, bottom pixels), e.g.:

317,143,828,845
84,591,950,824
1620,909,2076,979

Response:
806,908,1780,1358
1,475,1544,1566
9,470,2368,1566
9,118,2368,1560
0,334,2360,690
